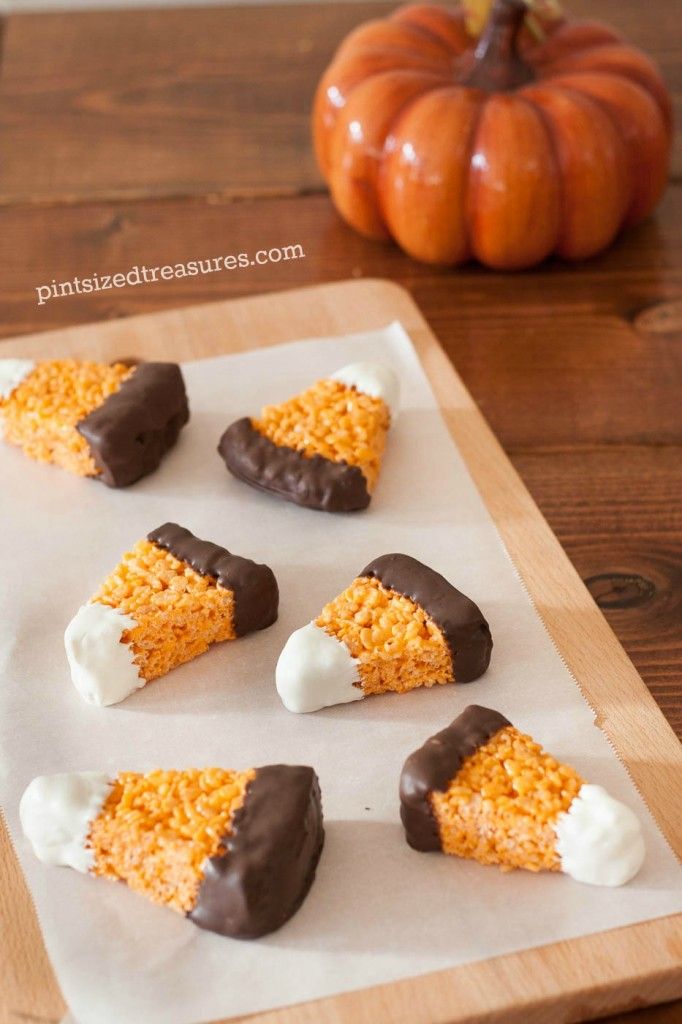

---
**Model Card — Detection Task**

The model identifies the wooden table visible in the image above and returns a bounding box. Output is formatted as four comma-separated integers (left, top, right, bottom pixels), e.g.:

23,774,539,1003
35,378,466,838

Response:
0,3,679,1022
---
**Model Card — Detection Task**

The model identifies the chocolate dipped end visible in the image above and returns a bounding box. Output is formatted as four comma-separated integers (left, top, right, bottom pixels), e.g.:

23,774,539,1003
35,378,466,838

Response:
189,765,324,939
148,522,278,636
218,418,370,512
77,363,189,487
362,553,492,683
400,705,511,852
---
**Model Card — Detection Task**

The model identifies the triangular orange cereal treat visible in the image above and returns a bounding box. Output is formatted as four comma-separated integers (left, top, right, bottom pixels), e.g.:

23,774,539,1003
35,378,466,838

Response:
65,523,278,706
401,705,645,886
20,764,323,939
276,554,492,712
218,362,399,511
0,358,188,486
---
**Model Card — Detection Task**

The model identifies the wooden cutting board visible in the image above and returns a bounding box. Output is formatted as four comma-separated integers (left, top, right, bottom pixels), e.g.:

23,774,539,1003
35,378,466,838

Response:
1,279,680,1024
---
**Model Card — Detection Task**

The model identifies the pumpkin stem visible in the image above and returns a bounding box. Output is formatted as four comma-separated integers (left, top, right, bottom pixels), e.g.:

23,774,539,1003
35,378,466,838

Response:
463,0,534,91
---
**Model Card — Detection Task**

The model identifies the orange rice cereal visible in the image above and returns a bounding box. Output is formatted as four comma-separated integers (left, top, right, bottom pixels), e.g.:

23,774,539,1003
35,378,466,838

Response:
65,523,278,706
400,705,645,887
20,764,324,938
0,357,188,486
218,361,399,511
276,553,492,713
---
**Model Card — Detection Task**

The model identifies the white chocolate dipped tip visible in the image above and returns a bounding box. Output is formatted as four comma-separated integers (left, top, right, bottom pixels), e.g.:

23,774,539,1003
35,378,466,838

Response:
20,772,111,872
331,362,400,414
65,602,144,707
0,359,35,400
555,784,645,887
276,621,363,713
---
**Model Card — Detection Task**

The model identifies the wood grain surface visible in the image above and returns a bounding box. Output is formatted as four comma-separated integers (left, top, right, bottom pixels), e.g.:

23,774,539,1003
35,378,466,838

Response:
0,0,679,204
1,278,680,1024
0,2,680,1021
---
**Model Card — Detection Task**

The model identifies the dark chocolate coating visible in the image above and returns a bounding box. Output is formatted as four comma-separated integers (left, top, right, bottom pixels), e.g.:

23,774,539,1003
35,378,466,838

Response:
147,522,278,636
361,553,493,683
77,362,189,487
400,705,511,851
218,417,370,512
188,765,324,939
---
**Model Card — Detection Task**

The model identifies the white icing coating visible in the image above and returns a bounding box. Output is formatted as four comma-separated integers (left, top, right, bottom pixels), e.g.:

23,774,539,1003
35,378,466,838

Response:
0,359,35,400
65,602,144,707
276,621,363,713
331,362,400,414
555,784,645,887
20,772,112,873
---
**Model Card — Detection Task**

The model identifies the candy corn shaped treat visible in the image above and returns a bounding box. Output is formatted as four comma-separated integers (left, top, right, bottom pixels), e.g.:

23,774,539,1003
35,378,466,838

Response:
65,522,279,706
20,764,324,938
218,362,399,511
0,358,188,486
276,553,492,713
400,705,645,887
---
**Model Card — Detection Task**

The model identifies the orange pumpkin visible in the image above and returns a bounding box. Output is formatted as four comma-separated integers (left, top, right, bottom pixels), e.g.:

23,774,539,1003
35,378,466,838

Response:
313,0,672,268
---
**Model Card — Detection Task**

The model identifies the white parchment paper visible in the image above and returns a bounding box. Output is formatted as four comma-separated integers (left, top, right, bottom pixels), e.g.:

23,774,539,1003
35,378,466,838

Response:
1,324,680,1024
